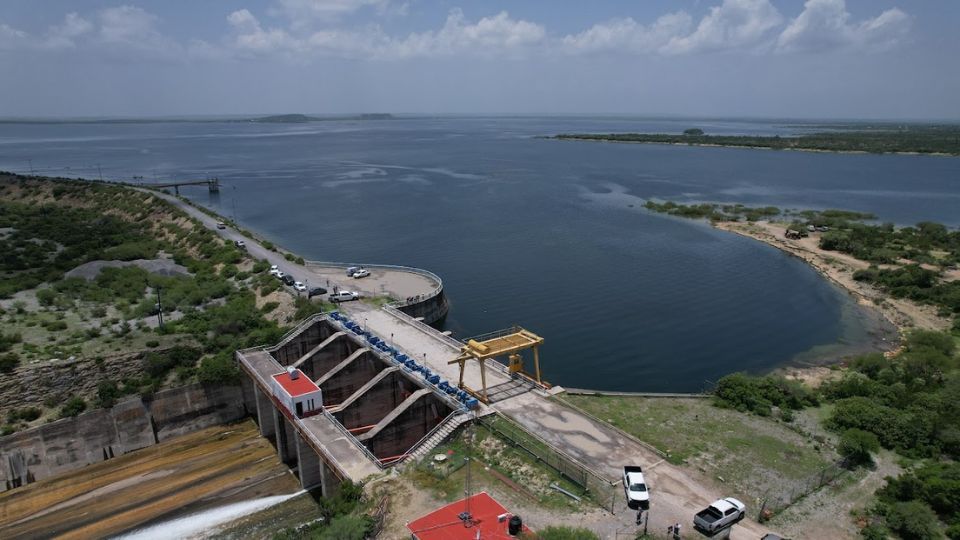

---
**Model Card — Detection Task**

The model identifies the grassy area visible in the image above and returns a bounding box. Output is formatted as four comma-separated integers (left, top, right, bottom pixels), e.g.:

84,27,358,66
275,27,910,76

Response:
408,418,593,512
560,395,838,504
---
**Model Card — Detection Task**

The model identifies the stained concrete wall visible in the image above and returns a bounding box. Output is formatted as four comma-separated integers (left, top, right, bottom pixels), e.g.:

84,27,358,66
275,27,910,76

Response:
296,336,361,382
398,288,448,326
363,393,449,460
317,353,389,407
333,370,418,430
270,320,336,366
0,383,246,493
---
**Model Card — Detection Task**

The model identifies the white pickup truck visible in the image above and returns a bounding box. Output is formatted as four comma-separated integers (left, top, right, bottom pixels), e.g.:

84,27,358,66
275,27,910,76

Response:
694,497,746,534
622,466,650,510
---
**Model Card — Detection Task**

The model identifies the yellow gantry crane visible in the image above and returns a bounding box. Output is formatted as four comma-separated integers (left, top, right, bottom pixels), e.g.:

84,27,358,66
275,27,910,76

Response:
449,326,545,403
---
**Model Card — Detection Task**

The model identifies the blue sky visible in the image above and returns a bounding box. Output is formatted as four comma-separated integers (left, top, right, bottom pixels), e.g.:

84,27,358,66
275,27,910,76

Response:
1,0,957,119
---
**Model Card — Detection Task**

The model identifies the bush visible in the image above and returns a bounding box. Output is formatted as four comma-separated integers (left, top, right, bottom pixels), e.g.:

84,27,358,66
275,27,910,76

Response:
97,381,121,408
0,352,20,373
839,428,880,466
197,354,240,384
7,407,42,423
143,345,202,379
317,515,372,540
714,372,817,416
60,396,87,418
884,500,942,540
145,340,160,348
525,526,600,540
36,288,57,306
252,259,270,273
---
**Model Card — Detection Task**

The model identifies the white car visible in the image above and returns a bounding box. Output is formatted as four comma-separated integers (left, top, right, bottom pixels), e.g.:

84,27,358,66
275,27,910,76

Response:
274,270,285,279
235,240,246,249
328,290,360,303
293,281,307,292
268,265,280,276
352,268,371,279
623,466,650,510
694,498,746,533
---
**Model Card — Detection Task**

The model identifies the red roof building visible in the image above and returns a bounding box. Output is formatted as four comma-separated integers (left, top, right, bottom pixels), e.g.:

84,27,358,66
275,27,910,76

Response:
406,492,531,540
270,367,322,418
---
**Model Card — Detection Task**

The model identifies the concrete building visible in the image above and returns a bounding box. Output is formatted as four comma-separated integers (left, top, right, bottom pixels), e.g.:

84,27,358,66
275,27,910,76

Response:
271,367,322,418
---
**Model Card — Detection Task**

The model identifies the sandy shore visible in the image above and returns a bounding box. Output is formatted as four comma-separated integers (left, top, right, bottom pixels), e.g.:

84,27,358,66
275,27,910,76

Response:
714,220,952,336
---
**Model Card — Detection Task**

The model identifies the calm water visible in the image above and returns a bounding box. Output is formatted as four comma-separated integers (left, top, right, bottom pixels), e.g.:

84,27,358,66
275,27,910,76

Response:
3,117,957,392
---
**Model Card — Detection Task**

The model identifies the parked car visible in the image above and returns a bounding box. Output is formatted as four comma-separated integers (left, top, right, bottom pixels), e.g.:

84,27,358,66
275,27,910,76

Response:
216,221,226,229
274,270,285,279
694,498,745,534
352,268,371,279
269,265,280,276
235,240,246,249
308,287,328,298
281,275,295,286
346,266,361,277
622,466,650,510
293,281,307,292
329,290,360,303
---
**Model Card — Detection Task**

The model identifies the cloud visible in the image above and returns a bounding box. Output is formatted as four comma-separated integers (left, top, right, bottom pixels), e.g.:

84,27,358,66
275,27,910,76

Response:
777,0,910,52
0,22,30,50
562,12,692,54
664,0,783,54
389,9,545,58
227,8,544,59
44,13,94,49
273,0,396,23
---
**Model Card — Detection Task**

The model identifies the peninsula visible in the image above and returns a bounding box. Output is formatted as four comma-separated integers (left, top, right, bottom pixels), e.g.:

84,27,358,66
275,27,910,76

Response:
553,125,960,156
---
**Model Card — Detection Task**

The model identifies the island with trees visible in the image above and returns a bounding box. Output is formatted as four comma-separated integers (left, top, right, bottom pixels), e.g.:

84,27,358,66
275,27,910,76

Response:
553,124,960,155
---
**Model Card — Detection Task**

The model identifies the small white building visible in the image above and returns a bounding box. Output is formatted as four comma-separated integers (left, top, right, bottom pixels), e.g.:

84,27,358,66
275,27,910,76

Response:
271,367,323,418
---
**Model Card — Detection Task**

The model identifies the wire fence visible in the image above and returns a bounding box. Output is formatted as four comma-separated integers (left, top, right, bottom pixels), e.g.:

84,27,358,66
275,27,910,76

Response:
757,457,850,520
477,412,621,514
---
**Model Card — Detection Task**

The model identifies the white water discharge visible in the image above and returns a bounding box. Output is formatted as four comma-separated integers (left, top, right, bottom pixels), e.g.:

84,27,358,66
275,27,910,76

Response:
114,490,306,540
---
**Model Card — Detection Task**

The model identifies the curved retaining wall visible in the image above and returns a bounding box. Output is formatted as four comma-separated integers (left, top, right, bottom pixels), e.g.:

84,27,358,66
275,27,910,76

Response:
305,261,449,326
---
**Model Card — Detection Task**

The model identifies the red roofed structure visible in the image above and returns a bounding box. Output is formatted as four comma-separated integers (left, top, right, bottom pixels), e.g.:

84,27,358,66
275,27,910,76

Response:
406,491,531,540
270,367,322,418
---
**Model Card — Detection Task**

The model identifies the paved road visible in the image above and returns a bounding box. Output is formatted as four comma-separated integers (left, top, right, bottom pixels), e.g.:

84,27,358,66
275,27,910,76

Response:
144,187,778,540
142,189,437,304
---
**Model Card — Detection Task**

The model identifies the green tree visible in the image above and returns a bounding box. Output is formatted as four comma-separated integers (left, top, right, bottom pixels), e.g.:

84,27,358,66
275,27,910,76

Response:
60,396,87,418
884,501,942,540
839,428,880,466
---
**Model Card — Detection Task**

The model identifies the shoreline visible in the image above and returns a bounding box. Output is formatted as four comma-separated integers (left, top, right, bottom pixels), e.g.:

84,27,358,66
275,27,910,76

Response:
551,136,958,157
713,220,952,336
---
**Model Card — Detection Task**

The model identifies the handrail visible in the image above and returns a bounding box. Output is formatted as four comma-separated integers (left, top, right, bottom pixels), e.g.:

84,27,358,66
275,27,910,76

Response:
318,406,385,468
383,306,464,351
402,410,464,464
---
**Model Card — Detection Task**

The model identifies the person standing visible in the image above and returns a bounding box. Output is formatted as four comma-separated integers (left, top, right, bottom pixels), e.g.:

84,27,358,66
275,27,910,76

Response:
673,522,681,538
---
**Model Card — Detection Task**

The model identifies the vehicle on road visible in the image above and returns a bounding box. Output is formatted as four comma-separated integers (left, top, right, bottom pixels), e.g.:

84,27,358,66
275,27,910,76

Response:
281,275,295,286
694,498,745,534
293,281,307,292
352,268,371,279
329,290,360,303
216,221,226,229
622,466,649,510
235,240,246,249
308,287,327,298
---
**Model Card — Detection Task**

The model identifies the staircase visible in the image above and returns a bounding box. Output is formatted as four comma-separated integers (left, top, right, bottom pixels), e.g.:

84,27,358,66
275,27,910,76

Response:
406,413,474,463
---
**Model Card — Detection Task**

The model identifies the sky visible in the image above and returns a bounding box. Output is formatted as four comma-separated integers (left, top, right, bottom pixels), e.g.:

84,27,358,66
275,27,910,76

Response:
0,0,958,120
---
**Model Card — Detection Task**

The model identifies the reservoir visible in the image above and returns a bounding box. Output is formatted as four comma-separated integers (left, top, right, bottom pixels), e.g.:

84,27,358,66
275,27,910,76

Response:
2,116,956,392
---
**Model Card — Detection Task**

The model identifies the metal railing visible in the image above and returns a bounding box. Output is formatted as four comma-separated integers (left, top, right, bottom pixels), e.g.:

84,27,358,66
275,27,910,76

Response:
303,259,444,309
403,410,465,463
383,305,464,351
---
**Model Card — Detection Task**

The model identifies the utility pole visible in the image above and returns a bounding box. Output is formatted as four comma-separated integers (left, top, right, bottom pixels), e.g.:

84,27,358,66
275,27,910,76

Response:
28,159,33,174
148,280,164,329
97,163,103,182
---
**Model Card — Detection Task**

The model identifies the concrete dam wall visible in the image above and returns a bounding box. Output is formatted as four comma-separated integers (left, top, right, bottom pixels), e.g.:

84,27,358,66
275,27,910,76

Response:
0,383,246,492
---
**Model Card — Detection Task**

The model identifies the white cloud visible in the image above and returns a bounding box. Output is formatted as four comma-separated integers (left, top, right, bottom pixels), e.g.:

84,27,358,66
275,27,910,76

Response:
664,0,783,54
562,12,692,54
389,9,545,58
273,0,394,23
43,13,93,49
0,22,30,50
227,8,544,59
777,0,910,52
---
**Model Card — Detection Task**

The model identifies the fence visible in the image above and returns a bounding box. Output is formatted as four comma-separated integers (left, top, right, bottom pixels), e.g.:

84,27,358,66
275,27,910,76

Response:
757,458,850,520
477,412,621,514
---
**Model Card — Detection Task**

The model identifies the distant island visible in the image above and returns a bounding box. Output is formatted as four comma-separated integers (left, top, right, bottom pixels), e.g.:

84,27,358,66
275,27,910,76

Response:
553,125,960,156
249,113,394,123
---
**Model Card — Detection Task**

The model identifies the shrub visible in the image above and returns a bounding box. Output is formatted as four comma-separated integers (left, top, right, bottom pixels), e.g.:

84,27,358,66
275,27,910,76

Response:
97,381,121,408
317,515,372,540
143,345,202,379
839,428,880,466
714,372,816,416
36,288,57,306
60,396,87,418
197,354,240,384
884,501,942,540
7,407,42,423
526,526,600,540
0,352,19,373
252,259,270,273
145,340,160,348
261,302,279,313
262,241,275,251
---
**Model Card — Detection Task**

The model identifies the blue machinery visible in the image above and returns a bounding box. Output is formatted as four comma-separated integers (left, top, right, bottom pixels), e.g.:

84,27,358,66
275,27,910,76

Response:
327,312,480,411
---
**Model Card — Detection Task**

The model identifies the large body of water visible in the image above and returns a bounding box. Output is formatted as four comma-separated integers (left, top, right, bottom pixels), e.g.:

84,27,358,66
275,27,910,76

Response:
2,116,957,392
